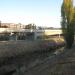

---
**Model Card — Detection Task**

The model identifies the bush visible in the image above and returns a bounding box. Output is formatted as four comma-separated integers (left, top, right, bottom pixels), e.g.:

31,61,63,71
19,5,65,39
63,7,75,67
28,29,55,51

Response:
0,35,9,41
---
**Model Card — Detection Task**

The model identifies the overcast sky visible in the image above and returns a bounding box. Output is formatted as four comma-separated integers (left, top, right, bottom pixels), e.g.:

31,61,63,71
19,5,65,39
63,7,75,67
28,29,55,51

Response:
0,0,73,28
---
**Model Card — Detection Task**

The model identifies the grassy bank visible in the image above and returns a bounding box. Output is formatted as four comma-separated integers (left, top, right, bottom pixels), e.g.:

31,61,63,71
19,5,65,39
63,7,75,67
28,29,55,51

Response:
0,38,64,57
0,38,65,75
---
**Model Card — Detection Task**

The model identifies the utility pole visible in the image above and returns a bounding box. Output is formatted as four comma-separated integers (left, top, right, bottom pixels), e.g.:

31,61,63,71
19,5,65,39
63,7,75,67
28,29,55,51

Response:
0,21,1,27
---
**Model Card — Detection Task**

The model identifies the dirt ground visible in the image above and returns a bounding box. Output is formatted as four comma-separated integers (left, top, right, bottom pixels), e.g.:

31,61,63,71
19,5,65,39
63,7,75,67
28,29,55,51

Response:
0,39,64,75
21,45,75,75
10,44,75,75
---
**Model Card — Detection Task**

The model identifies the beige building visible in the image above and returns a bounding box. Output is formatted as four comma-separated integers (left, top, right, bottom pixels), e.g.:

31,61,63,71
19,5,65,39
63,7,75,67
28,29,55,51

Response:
1,23,25,29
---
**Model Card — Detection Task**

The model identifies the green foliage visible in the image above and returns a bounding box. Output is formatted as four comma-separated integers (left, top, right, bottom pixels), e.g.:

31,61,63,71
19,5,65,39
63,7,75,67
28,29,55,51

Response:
61,0,75,48
61,3,67,37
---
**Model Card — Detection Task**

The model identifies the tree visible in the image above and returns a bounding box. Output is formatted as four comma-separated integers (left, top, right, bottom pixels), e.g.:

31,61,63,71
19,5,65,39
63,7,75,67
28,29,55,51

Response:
25,23,36,29
61,0,75,48
72,7,75,34
61,2,67,37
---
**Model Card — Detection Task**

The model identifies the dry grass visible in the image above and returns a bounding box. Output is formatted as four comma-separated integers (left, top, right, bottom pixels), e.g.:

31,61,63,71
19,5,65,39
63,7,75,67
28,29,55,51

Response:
0,38,64,58
0,40,43,58
0,38,65,75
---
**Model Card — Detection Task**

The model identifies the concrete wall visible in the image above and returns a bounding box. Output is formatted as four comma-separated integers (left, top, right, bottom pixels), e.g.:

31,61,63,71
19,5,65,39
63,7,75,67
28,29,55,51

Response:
0,28,62,40
44,30,62,36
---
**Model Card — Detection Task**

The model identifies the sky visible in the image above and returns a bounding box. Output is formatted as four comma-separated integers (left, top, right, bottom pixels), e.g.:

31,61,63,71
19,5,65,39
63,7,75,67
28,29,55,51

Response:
0,0,71,28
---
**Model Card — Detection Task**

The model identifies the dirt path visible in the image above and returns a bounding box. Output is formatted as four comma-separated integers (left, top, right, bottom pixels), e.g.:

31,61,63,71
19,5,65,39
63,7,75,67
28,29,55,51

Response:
20,46,75,75
1,45,74,75
0,47,64,75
